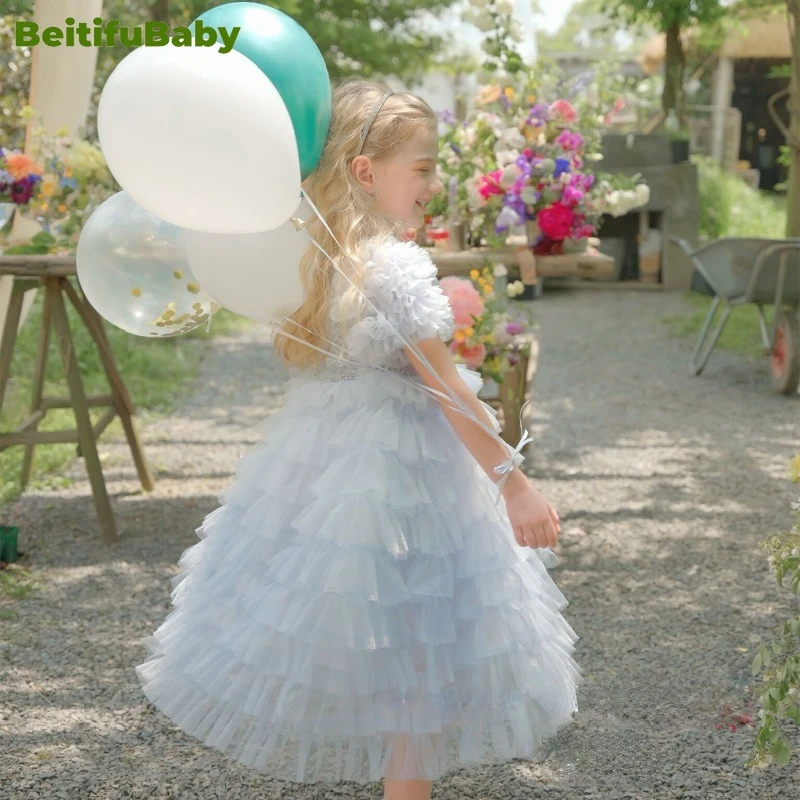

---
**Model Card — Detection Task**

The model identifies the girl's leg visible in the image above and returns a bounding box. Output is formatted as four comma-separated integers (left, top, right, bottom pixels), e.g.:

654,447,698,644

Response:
383,778,433,800
383,732,441,800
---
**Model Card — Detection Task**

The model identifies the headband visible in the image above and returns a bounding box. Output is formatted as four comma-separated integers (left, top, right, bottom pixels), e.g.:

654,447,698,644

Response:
356,89,394,155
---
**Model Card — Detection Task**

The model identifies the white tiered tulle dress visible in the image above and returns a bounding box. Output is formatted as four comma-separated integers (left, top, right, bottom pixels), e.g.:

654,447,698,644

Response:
135,234,583,785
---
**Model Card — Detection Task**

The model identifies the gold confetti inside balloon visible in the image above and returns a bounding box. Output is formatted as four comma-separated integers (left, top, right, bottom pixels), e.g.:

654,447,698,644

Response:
76,191,215,337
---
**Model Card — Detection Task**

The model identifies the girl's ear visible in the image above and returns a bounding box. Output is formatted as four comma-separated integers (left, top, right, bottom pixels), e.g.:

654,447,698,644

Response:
351,155,375,192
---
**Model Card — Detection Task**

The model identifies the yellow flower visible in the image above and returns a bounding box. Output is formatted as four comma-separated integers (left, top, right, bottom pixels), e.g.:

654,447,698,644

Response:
40,202,48,211
57,203,67,213
504,86,515,100
40,176,57,197
469,269,480,280
454,330,465,342
465,327,474,337
19,105,37,120
791,453,800,482
527,94,535,104
64,165,73,178
55,126,69,137
478,277,486,285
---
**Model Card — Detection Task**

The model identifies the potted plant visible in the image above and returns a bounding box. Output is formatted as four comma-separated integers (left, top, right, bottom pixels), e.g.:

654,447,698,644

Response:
440,261,539,445
665,109,691,164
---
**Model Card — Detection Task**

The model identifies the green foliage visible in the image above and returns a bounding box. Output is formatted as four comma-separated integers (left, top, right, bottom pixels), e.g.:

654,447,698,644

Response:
746,456,800,770
1,1,456,146
694,155,787,240
601,0,726,31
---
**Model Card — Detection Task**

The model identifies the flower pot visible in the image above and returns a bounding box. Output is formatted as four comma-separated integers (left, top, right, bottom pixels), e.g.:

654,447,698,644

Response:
498,354,529,447
670,139,690,164
562,236,589,254
0,526,19,563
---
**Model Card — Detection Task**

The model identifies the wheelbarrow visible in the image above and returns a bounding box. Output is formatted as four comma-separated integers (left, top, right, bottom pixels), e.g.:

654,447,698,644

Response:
672,237,800,395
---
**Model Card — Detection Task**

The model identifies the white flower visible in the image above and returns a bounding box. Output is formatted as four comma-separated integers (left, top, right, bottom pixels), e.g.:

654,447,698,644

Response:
493,263,508,278
499,164,520,188
498,126,526,151
506,280,525,298
586,152,604,161
492,320,513,344
496,205,521,228
495,149,520,168
473,11,495,32
520,186,538,205
560,171,571,186
635,183,650,206
463,128,477,148
494,0,514,15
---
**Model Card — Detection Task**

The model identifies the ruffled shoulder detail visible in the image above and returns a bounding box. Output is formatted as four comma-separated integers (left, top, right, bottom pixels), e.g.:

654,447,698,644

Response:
344,236,455,367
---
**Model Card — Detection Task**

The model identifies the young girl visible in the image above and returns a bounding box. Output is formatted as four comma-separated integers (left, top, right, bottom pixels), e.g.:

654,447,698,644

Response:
135,78,582,800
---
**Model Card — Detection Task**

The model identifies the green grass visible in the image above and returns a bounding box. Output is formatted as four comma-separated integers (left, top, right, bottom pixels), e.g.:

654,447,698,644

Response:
661,290,774,360
695,155,788,241
0,284,256,506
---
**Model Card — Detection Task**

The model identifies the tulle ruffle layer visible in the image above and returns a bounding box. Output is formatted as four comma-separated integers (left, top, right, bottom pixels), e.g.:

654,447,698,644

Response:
136,367,581,783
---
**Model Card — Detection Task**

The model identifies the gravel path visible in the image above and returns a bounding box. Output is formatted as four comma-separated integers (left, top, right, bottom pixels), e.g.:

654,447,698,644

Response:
2,286,799,800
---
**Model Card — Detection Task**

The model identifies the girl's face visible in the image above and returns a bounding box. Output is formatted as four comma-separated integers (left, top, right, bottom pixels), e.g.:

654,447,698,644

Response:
351,126,444,229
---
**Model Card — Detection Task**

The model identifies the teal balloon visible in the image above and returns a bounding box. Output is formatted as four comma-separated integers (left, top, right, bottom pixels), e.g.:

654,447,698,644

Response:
196,2,331,180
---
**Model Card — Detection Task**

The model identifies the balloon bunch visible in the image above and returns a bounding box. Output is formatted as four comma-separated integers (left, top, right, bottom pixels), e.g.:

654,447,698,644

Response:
78,2,331,337
79,3,535,511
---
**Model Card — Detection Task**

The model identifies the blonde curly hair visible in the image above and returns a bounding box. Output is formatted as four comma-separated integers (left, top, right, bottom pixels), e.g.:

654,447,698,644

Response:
272,77,439,370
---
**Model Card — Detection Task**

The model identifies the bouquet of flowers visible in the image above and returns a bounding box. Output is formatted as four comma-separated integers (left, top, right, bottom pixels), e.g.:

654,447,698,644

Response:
441,260,537,385
0,146,43,237
0,106,118,249
467,96,649,255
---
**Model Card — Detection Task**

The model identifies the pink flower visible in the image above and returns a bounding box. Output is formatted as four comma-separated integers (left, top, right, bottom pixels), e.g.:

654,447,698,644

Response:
562,184,584,208
439,276,484,328
555,129,583,152
613,97,626,112
571,224,595,239
537,202,575,241
460,342,487,370
478,170,504,200
549,100,578,124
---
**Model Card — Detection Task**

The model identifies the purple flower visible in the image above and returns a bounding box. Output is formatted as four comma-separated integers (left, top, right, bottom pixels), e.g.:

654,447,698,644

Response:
506,321,524,335
527,103,550,126
450,142,462,156
553,158,571,178
556,129,584,152
437,109,458,125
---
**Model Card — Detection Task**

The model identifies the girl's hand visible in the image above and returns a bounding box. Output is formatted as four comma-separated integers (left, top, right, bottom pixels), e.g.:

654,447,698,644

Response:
503,479,560,550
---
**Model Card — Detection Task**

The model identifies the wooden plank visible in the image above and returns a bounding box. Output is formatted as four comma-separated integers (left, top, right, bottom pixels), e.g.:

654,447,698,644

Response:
0,428,79,448
46,278,118,543
41,393,115,409
21,285,52,488
0,256,77,278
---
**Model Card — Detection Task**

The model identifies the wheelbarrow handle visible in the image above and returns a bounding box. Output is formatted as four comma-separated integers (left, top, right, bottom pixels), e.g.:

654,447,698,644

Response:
669,235,696,257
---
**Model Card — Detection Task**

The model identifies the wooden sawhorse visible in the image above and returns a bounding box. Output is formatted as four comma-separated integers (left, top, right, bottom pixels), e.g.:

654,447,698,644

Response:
0,256,154,542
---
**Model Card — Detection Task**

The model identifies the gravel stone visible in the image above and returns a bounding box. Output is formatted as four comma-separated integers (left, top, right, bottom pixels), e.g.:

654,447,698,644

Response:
1,288,799,799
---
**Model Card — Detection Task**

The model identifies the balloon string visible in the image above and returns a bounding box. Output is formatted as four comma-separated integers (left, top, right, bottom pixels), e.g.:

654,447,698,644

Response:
270,317,499,420
296,191,512,454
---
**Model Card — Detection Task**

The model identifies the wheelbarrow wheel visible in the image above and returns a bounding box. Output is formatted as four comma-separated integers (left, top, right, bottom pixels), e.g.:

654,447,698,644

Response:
770,309,800,395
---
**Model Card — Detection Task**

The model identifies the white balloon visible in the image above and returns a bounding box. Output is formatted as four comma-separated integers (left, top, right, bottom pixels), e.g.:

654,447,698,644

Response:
97,42,301,234
184,198,311,325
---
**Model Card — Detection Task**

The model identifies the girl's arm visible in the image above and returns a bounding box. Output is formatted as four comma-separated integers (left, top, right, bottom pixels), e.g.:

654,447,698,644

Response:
403,338,529,498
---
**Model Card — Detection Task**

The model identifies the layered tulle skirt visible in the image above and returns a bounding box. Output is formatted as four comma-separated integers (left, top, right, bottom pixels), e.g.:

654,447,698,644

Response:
135,363,583,784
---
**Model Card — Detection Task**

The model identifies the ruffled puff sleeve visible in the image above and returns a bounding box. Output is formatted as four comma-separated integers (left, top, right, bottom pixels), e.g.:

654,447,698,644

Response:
344,236,456,366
